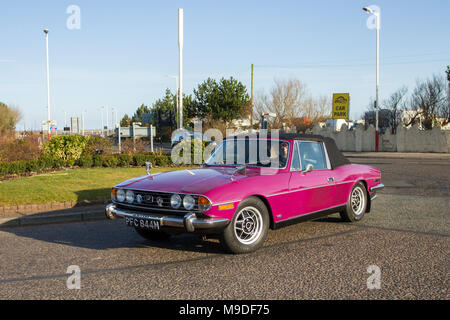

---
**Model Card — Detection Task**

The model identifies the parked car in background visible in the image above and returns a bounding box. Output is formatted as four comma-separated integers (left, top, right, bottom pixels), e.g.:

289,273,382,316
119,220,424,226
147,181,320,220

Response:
106,133,383,254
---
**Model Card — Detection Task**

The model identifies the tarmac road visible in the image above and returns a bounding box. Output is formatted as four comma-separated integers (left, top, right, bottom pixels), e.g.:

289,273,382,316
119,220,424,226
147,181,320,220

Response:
0,156,448,300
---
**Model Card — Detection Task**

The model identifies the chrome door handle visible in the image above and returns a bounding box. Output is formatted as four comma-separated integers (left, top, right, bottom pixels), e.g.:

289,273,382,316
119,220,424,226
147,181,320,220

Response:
327,177,334,183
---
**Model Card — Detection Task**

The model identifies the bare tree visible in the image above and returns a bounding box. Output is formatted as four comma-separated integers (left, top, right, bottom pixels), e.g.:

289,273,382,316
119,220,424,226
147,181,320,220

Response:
383,86,407,133
404,75,448,129
301,95,330,119
254,78,308,128
254,78,330,130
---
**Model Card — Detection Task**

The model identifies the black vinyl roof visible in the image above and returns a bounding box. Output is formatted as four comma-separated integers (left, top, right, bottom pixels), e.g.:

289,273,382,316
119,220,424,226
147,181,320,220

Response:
225,132,351,169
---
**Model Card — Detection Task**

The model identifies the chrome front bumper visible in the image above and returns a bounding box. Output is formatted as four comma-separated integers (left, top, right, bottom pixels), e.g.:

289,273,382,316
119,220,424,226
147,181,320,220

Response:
105,203,230,233
370,183,385,192
369,183,384,201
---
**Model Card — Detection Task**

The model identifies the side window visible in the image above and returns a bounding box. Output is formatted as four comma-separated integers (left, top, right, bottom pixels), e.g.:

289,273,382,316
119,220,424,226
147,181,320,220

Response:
298,141,326,170
290,141,301,171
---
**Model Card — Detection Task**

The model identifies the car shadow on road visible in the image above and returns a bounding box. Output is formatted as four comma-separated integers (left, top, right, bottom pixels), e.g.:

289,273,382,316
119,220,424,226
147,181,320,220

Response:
137,233,225,254
1,215,226,255
0,189,349,254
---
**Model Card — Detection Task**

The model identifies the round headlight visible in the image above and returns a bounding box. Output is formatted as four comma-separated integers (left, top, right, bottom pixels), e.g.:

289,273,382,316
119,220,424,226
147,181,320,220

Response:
125,190,135,204
183,195,195,210
170,194,182,209
116,189,125,202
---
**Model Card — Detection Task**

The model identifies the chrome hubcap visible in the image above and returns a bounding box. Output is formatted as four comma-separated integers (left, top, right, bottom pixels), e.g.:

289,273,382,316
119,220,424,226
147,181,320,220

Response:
351,187,365,215
234,207,263,245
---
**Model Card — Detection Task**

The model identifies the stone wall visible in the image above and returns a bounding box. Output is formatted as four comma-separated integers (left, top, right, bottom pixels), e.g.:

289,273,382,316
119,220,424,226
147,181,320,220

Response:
303,123,450,153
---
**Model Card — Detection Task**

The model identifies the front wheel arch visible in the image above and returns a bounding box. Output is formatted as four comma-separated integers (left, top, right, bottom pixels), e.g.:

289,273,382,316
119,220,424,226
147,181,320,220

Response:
220,196,270,254
238,195,274,229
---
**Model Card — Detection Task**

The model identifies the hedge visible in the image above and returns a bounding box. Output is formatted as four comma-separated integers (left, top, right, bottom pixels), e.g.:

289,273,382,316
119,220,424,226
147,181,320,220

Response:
118,154,132,167
77,155,94,168
0,153,174,178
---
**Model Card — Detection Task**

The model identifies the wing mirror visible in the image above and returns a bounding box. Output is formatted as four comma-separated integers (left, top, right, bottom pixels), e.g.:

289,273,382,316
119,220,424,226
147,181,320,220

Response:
301,164,313,174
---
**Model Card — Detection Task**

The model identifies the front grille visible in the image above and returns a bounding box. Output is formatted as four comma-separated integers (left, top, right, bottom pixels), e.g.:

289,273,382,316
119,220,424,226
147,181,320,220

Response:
116,190,200,213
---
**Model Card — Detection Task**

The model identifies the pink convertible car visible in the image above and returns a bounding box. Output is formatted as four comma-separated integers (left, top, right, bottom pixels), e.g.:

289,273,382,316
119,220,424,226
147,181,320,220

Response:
105,134,383,254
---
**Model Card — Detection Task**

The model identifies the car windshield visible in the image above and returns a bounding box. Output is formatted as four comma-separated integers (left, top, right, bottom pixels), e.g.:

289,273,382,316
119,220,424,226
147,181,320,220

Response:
205,139,290,169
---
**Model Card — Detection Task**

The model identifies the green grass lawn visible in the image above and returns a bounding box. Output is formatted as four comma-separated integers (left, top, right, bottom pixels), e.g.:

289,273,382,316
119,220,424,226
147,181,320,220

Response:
0,166,196,206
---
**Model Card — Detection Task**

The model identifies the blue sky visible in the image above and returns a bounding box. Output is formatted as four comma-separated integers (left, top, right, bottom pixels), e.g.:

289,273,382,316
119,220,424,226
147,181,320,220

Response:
1,0,449,130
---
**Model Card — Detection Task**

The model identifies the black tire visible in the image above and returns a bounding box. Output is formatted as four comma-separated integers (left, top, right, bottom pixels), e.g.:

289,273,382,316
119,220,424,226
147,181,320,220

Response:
220,197,270,254
340,181,368,222
134,227,171,241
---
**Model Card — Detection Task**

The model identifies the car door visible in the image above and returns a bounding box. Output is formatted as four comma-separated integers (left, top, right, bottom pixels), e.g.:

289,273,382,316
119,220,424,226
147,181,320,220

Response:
287,140,336,218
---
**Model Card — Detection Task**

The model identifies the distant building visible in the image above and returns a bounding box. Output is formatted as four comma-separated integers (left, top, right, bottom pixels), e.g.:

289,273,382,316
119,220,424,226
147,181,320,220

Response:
70,117,81,134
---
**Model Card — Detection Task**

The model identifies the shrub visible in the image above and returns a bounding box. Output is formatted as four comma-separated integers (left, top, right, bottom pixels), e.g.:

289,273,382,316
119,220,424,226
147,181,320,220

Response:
52,158,66,169
118,154,132,167
38,156,55,169
82,136,114,156
25,159,41,172
92,155,104,167
155,155,170,166
103,155,119,167
5,161,27,175
133,154,150,166
66,159,76,167
0,150,177,179
77,155,93,167
0,134,42,162
131,154,173,167
0,162,7,176
42,135,89,164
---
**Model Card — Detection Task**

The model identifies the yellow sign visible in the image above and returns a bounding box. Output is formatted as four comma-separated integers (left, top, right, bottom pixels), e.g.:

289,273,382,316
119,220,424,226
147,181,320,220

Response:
332,93,350,120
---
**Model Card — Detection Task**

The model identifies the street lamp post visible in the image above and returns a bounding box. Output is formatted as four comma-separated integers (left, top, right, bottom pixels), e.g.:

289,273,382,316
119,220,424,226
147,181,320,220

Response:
105,106,109,136
81,112,84,135
363,7,380,152
43,29,51,140
82,109,87,135
178,8,184,130
100,107,104,137
112,107,116,129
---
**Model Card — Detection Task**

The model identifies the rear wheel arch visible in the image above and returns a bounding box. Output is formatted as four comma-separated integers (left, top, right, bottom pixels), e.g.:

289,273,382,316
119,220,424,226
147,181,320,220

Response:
358,180,371,213
340,180,368,222
349,179,370,212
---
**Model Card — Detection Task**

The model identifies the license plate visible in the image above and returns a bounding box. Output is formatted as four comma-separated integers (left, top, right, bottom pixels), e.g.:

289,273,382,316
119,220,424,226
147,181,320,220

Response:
125,216,160,231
